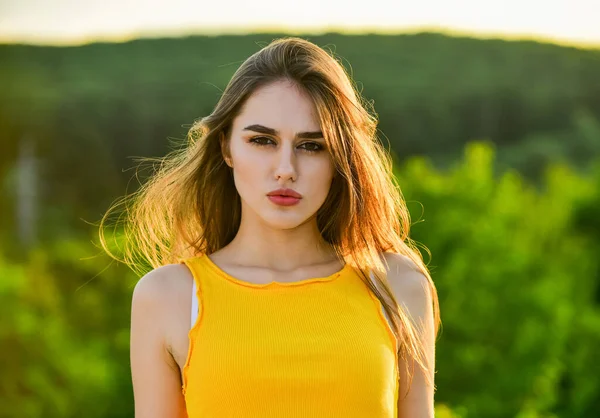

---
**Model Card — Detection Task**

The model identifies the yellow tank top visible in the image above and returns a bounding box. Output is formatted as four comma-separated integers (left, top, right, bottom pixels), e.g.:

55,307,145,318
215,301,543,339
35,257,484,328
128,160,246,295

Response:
179,253,398,418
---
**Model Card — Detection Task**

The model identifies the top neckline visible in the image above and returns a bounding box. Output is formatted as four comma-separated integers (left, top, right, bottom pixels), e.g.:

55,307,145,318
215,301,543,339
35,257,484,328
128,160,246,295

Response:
200,253,352,289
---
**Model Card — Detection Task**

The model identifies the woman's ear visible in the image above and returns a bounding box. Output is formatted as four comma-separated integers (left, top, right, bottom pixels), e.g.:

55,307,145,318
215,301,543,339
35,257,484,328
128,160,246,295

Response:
220,132,233,168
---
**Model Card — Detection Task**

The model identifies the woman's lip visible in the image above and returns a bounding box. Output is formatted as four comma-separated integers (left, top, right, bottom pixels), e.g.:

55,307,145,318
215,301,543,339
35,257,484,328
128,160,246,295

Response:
269,194,301,198
267,189,302,198
267,195,301,206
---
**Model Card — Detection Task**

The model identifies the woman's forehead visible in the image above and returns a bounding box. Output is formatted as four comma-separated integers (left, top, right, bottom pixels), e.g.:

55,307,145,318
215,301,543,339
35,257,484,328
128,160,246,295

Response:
233,83,320,134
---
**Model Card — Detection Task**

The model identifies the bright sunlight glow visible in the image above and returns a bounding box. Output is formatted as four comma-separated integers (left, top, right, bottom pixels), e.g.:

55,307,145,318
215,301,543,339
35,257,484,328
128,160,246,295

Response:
1,0,598,48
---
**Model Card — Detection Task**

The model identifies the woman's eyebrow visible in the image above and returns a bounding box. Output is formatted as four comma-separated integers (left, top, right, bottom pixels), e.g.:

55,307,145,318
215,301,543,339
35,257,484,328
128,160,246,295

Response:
242,124,324,139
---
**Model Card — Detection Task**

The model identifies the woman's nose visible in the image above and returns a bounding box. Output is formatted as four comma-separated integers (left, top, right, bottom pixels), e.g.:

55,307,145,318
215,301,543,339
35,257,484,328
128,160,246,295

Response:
274,144,297,182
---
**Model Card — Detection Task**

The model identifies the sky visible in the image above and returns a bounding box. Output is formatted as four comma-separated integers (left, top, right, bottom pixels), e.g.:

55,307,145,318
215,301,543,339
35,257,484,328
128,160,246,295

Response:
1,0,599,48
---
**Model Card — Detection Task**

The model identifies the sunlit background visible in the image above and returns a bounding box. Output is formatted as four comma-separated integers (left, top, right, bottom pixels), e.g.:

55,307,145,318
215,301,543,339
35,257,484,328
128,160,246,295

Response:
2,0,600,48
1,1,599,417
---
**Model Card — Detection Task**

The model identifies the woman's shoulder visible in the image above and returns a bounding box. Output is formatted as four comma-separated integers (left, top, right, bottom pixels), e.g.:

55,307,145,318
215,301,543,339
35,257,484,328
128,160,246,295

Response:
379,251,434,328
380,251,421,276
131,262,195,318
379,251,430,303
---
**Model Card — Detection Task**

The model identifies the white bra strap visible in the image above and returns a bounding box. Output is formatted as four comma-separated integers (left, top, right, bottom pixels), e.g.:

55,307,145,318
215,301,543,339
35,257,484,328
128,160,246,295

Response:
191,278,199,329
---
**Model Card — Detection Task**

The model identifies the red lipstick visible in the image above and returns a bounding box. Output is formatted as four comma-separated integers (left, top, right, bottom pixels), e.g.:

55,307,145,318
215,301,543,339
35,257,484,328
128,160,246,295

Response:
267,188,302,206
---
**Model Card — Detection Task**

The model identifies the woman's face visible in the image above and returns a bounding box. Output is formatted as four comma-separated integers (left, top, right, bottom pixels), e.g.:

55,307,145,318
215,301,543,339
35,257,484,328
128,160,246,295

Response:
224,79,335,230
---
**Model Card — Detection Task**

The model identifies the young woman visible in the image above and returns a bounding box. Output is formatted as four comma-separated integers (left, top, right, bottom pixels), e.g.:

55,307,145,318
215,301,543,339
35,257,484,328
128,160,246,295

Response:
101,36,440,417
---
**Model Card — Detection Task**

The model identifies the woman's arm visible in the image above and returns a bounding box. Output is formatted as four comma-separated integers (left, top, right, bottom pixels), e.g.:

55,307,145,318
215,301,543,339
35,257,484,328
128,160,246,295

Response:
383,252,437,418
130,267,188,418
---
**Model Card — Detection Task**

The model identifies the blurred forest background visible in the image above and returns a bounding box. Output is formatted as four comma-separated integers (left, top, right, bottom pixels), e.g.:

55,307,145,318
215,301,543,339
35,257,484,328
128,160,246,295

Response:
1,32,599,417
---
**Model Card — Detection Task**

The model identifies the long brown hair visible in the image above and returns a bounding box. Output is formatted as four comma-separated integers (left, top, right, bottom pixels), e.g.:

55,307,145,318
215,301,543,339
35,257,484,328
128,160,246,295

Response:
99,36,440,398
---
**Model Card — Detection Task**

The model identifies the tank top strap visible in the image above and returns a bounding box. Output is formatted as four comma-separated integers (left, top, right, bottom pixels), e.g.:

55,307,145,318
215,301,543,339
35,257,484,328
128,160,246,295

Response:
369,269,396,336
178,255,205,330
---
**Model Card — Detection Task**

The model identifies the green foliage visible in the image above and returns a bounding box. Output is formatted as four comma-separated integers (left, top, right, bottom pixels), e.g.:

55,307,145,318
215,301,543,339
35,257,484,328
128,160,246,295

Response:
0,241,136,418
397,141,600,417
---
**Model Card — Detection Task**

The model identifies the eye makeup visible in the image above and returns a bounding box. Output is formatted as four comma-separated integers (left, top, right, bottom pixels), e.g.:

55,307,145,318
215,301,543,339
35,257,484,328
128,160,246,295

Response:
248,136,325,153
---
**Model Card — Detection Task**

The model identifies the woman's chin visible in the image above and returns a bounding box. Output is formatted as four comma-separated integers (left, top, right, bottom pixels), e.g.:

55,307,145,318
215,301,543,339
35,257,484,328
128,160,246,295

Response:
260,211,313,231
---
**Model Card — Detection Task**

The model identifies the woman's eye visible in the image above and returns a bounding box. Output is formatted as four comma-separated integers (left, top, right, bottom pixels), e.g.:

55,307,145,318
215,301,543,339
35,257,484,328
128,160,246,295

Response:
299,142,323,153
249,137,323,153
249,136,274,146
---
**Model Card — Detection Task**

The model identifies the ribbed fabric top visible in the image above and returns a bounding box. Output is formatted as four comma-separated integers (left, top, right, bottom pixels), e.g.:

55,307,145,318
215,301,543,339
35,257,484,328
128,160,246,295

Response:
179,253,399,418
